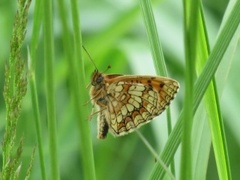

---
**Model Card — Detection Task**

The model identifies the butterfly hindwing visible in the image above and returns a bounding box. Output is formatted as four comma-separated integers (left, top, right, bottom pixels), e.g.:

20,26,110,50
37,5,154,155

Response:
101,75,179,136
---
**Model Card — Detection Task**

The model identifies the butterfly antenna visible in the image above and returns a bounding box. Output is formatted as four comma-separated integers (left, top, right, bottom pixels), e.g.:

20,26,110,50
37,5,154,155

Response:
103,65,111,73
82,45,98,70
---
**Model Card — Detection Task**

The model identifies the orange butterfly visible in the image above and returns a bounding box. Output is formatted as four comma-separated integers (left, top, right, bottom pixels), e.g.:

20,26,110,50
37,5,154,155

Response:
89,68,179,139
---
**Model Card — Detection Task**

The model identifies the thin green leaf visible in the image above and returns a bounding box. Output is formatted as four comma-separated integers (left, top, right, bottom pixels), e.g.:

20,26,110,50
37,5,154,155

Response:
194,4,232,180
70,0,96,179
180,0,200,178
28,48,46,180
43,0,60,178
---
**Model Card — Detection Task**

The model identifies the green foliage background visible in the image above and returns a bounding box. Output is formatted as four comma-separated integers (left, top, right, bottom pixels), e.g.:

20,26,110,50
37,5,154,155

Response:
0,0,240,179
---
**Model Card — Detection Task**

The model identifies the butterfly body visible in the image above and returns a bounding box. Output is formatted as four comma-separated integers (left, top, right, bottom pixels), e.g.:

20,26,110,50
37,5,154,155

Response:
90,70,179,139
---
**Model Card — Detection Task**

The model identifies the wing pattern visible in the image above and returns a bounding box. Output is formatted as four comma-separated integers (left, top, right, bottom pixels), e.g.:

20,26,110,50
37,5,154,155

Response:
99,75,179,137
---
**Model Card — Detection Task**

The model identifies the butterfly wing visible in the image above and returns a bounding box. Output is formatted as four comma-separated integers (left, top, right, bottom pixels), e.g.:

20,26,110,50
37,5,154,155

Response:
102,74,179,136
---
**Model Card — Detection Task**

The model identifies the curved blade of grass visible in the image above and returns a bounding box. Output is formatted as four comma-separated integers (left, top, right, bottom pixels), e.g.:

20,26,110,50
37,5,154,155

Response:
149,0,240,179
43,0,60,179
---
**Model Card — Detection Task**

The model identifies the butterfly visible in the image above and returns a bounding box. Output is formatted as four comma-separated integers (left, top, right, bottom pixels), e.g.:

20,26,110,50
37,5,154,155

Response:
89,67,180,139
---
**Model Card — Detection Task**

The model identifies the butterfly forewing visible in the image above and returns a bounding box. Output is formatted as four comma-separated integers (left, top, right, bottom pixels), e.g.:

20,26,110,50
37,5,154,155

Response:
90,71,179,139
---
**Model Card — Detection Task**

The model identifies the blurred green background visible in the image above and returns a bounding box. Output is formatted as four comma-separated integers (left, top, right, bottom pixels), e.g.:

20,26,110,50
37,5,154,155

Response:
0,0,240,179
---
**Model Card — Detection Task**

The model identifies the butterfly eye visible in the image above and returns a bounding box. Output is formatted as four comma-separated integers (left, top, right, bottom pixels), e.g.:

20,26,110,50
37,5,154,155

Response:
91,75,103,86
96,75,103,83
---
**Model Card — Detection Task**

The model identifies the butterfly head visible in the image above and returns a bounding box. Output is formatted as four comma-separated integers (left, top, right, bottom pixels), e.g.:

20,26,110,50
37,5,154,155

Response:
91,65,111,86
91,70,103,86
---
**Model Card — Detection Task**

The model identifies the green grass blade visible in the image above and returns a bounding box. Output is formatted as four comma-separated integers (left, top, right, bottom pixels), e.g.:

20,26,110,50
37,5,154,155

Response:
194,5,232,180
30,0,42,65
191,6,212,179
149,0,240,178
180,0,200,178
192,105,211,180
43,0,60,179
29,0,46,179
28,49,46,180
194,0,240,103
139,0,167,76
69,0,96,179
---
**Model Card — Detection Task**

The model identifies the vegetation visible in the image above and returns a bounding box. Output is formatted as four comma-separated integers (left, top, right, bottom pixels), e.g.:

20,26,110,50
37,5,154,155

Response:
0,0,239,179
